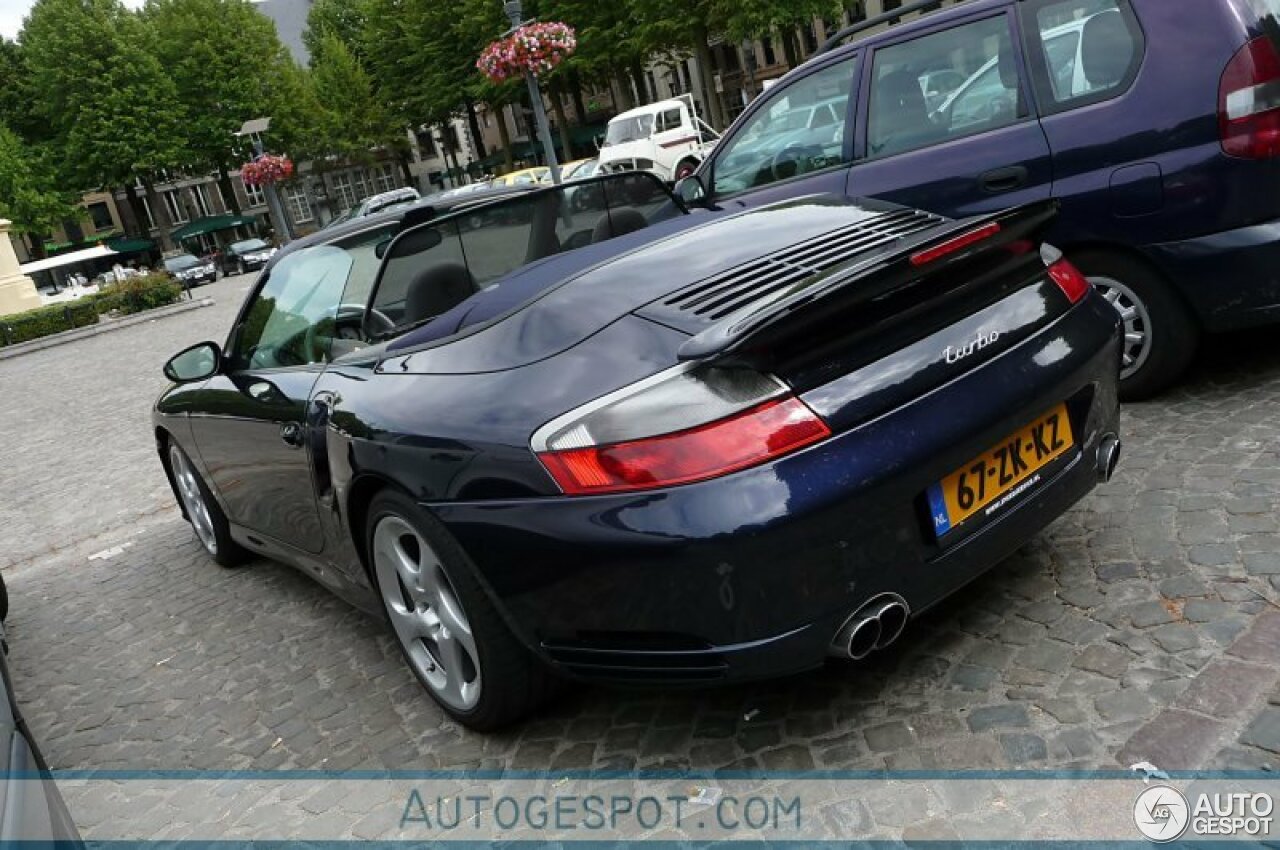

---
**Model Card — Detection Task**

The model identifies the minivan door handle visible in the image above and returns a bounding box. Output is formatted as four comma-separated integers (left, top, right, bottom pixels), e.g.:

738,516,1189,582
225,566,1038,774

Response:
980,166,1029,194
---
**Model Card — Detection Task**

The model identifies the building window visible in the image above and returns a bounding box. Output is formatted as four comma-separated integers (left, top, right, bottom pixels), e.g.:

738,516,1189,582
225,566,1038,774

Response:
374,163,396,193
417,129,438,157
353,170,373,201
192,184,214,218
87,202,114,232
163,190,188,224
214,181,230,212
762,37,777,66
333,173,357,210
141,197,156,230
285,185,313,224
243,180,266,207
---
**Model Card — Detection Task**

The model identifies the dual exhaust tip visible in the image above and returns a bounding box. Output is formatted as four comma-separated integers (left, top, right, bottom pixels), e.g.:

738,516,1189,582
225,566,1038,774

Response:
829,594,910,661
829,436,1119,661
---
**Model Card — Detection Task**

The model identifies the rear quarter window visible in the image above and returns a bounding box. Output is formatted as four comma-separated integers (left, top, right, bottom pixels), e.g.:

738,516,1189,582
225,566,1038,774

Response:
1020,0,1144,115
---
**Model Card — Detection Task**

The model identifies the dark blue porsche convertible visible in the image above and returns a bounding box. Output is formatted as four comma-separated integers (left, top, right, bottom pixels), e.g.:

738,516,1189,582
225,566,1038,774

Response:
155,172,1121,729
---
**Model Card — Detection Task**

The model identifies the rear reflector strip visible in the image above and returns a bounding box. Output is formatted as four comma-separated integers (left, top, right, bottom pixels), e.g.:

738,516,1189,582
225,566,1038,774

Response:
909,222,1002,267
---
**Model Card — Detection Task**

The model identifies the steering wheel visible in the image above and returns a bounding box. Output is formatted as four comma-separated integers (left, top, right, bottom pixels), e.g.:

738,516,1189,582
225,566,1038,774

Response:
769,143,822,183
341,304,395,337
300,305,397,362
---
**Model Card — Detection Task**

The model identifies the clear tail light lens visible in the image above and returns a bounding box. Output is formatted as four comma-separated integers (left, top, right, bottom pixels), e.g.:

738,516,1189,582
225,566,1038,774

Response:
1220,36,1280,159
533,365,831,495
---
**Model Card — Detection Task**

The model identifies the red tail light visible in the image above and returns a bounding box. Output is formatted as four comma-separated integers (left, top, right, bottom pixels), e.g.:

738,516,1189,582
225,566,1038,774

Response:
535,374,831,498
1047,258,1091,304
539,398,830,495
1220,36,1280,159
910,222,1002,267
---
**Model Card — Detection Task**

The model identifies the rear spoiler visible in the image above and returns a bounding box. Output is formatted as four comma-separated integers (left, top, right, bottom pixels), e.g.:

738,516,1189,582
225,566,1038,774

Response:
676,199,1060,363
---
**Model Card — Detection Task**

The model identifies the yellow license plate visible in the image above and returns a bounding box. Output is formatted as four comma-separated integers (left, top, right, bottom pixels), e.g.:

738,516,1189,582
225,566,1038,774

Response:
927,403,1075,537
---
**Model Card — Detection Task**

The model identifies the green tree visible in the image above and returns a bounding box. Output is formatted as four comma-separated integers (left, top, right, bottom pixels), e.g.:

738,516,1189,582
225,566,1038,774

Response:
22,0,188,248
310,31,403,163
145,0,305,214
0,124,77,255
303,0,369,61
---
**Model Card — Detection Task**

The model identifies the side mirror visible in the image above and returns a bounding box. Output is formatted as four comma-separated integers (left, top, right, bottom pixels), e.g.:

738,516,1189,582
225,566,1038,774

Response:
164,341,221,383
674,174,709,207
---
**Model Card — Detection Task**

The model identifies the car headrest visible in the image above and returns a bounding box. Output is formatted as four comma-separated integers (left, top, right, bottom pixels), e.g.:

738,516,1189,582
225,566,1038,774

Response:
592,208,649,243
1081,9,1134,89
403,262,476,325
875,70,929,115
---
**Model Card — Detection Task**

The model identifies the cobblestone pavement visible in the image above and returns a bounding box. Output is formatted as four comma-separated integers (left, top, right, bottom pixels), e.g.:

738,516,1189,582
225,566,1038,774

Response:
0,275,251,571
4,293,1280,836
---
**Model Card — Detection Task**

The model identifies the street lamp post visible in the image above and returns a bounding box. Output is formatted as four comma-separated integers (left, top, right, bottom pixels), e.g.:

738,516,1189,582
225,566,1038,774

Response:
236,118,293,243
502,0,563,184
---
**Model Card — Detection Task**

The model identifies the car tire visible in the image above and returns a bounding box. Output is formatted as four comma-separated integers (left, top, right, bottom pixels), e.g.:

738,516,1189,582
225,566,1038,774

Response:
0,571,8,622
674,160,698,181
366,490,559,730
166,440,250,568
1073,251,1199,402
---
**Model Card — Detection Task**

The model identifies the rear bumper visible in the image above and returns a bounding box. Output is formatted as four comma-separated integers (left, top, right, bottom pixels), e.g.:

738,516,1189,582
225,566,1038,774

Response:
432,297,1122,685
1144,215,1280,331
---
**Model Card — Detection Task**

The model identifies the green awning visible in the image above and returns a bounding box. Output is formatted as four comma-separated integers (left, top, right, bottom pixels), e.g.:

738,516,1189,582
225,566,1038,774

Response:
170,214,257,241
106,237,155,254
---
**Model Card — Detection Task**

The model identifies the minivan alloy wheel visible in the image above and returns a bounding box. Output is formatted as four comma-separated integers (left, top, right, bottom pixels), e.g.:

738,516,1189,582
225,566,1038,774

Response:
169,444,217,555
1090,275,1152,381
372,516,481,711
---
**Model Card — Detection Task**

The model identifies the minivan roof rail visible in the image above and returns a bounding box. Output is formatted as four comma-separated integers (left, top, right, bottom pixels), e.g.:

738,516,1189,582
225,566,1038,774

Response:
818,0,950,54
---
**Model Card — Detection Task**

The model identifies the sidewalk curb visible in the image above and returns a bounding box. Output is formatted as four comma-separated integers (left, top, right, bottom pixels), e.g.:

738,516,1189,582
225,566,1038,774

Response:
0,297,215,361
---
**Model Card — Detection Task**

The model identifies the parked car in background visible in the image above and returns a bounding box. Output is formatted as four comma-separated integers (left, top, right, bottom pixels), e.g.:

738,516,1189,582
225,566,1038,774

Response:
163,252,216,287
490,167,550,187
560,158,601,181
679,0,1280,399
223,238,277,276
155,172,1121,729
325,187,421,230
598,95,720,181
0,573,85,846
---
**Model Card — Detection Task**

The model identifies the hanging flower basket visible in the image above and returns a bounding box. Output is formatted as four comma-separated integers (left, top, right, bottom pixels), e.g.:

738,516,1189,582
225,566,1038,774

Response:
240,154,294,187
477,22,576,84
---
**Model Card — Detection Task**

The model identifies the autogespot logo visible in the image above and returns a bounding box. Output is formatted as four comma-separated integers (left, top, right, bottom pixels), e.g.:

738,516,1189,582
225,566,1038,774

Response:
1134,785,1190,842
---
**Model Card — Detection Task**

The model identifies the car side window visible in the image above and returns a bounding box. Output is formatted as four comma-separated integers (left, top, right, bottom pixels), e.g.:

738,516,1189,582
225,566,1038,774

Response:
867,15,1022,159
1022,0,1143,112
712,56,858,198
228,229,392,370
656,108,683,133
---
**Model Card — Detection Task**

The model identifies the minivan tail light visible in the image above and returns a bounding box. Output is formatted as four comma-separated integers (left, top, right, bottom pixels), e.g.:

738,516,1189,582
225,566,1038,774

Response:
1220,36,1280,159
532,365,831,495
1041,244,1090,304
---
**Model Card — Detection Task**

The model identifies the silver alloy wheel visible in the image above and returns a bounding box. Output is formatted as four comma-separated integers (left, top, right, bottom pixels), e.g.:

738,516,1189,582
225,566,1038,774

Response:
168,444,217,555
1090,275,1152,381
372,516,481,711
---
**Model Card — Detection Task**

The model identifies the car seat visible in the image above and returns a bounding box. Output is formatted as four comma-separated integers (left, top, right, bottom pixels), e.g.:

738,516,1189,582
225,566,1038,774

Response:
403,262,477,325
592,208,649,243
871,69,936,155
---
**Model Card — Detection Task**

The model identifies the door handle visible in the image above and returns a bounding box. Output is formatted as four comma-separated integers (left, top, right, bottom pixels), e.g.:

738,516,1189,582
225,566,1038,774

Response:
280,422,304,448
980,166,1029,194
